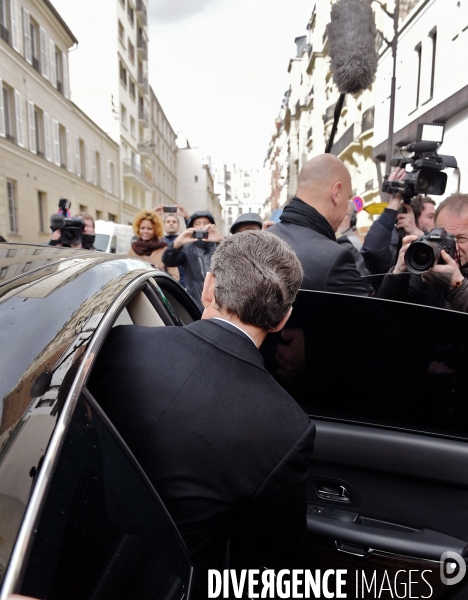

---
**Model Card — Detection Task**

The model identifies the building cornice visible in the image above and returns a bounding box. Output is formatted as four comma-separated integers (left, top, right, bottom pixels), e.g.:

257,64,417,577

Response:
41,0,78,45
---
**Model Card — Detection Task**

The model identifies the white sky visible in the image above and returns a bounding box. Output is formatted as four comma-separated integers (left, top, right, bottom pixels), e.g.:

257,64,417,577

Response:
148,0,313,169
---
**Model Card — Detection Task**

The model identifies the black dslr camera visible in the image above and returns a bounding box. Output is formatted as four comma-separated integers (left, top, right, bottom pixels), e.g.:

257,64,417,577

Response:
50,199,85,247
405,227,457,274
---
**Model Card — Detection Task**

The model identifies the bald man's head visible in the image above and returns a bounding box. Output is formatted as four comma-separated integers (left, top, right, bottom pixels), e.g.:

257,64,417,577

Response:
296,154,352,232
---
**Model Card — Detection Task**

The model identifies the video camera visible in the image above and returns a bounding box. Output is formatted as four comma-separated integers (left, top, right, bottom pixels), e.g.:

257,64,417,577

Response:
50,199,85,247
382,123,457,201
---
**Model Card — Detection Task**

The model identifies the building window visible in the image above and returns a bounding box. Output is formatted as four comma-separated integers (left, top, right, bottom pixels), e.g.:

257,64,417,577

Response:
79,139,86,179
118,21,125,47
128,39,135,62
130,116,135,137
79,204,87,213
119,0,125,7
430,29,437,99
95,151,101,186
120,62,127,86
38,191,46,232
228,207,232,215
194,175,198,183
2,84,14,142
127,2,134,24
7,179,17,234
108,212,117,222
96,210,102,221
129,80,136,99
34,107,44,157
30,18,40,71
59,124,66,168
415,43,422,107
120,103,127,126
55,49,63,94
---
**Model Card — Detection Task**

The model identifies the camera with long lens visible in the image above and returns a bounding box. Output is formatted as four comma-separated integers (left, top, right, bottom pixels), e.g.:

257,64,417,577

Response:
405,227,457,274
382,123,457,201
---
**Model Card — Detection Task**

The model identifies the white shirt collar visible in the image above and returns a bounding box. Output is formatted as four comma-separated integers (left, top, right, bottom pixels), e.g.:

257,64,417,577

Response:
211,317,256,346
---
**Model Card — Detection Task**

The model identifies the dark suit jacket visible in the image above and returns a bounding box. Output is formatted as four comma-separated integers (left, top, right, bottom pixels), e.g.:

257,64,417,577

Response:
89,320,315,582
269,221,368,296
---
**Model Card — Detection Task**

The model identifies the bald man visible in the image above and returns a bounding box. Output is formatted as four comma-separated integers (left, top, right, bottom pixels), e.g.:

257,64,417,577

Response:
268,154,368,295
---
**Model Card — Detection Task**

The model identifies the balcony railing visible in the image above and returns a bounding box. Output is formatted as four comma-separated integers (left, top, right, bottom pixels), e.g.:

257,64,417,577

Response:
331,124,356,157
361,106,375,134
122,158,152,187
136,0,147,24
137,34,147,59
138,106,149,125
138,73,149,93
0,24,10,45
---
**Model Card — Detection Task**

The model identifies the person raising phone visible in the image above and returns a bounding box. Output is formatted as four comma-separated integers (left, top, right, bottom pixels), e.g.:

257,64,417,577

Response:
162,210,223,311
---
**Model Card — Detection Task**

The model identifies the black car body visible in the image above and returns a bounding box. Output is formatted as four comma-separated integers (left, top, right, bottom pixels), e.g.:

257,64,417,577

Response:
1,244,468,599
0,243,200,599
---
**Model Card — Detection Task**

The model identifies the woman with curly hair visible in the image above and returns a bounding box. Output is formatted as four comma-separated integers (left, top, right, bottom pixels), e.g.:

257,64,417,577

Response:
128,210,179,280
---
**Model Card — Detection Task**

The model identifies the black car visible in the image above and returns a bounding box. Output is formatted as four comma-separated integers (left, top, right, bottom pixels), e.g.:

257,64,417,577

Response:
0,243,200,599
1,244,468,599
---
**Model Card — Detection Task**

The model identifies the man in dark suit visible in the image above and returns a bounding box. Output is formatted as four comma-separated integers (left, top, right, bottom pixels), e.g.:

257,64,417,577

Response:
268,153,368,296
89,231,315,597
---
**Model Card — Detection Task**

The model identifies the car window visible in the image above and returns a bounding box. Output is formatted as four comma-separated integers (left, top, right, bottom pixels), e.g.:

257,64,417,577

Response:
19,391,191,600
262,290,468,440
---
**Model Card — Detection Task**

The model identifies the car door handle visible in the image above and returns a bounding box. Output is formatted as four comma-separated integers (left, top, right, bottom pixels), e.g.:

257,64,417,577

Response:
307,511,468,562
316,483,350,502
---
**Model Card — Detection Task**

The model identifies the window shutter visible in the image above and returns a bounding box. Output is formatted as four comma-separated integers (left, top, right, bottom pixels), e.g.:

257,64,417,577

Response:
84,143,89,180
74,135,81,177
62,51,70,99
92,150,97,185
107,160,112,193
14,90,24,147
0,80,5,138
101,159,105,189
40,27,49,79
27,100,36,154
43,112,51,161
10,0,19,52
52,119,60,165
66,129,72,172
49,39,57,87
22,7,31,64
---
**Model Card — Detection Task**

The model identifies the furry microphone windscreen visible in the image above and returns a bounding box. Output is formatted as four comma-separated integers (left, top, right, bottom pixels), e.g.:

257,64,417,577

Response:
327,0,378,95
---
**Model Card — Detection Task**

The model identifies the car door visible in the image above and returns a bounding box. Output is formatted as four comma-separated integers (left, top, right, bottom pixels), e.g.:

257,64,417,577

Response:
2,272,196,600
262,289,468,599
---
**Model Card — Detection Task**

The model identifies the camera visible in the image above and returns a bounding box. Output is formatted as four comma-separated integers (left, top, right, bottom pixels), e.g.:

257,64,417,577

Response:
191,230,209,240
405,227,457,274
50,214,85,247
382,123,457,201
163,206,177,213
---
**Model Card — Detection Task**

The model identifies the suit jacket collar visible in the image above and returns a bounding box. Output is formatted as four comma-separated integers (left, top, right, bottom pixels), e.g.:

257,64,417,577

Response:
184,320,266,371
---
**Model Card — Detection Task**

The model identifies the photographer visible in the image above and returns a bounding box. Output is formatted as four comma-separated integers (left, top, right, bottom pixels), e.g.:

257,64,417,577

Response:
362,167,436,275
379,193,468,312
162,210,223,311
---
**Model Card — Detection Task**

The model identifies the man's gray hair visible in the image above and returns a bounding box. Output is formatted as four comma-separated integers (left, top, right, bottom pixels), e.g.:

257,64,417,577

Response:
210,231,303,330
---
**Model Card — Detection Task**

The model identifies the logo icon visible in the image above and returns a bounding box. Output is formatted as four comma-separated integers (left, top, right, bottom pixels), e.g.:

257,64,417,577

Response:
440,551,466,586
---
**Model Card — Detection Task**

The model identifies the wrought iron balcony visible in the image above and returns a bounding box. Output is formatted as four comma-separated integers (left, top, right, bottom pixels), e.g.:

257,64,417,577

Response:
137,34,147,60
122,158,152,189
138,106,149,125
136,0,147,24
138,73,149,94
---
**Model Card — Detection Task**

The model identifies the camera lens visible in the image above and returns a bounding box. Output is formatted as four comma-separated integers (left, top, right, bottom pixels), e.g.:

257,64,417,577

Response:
405,241,439,273
61,229,76,243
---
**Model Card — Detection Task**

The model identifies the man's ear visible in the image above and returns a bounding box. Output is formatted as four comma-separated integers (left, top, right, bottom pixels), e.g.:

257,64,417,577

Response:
331,181,342,206
201,271,216,309
268,307,293,333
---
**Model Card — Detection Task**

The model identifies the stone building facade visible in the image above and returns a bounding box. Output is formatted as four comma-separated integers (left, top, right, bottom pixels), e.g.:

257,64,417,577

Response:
0,0,120,243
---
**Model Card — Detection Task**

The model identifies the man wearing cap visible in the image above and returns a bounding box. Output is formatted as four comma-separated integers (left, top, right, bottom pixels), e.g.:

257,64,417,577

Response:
162,210,223,311
230,212,263,234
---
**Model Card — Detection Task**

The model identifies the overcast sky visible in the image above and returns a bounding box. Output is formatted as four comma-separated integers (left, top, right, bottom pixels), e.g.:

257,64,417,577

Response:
148,0,312,169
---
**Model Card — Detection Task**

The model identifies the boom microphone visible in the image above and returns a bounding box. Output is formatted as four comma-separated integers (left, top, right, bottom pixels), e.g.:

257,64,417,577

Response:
50,214,65,230
327,0,378,95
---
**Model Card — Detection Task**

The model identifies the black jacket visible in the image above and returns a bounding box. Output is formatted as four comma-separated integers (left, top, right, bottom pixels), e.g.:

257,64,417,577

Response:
361,208,400,275
268,197,368,296
163,233,186,287
89,320,315,593
162,241,217,311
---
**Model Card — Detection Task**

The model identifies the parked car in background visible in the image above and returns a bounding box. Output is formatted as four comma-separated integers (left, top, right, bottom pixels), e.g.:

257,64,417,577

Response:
94,220,134,254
